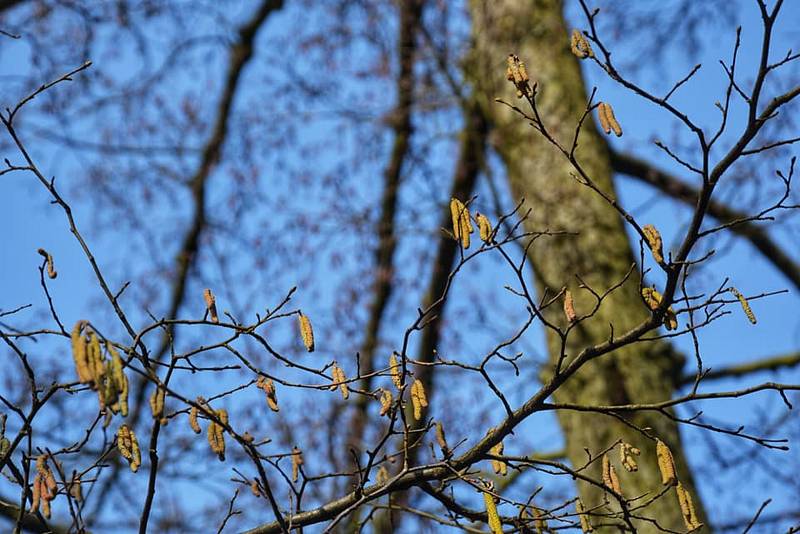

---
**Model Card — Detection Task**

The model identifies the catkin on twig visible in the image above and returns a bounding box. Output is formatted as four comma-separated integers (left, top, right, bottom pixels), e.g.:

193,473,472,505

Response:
729,287,757,324
656,439,677,486
564,290,577,323
150,387,165,419
435,421,449,455
31,455,57,518
298,313,315,352
576,499,593,532
675,482,702,530
331,363,349,400
256,376,280,412
410,378,428,420
570,29,594,59
37,248,57,279
207,409,228,461
449,198,473,248
619,442,640,472
476,212,493,243
506,54,532,98
291,446,303,482
490,442,507,476
602,454,622,495
117,424,141,472
642,225,664,264
107,343,128,417
379,388,393,416
71,321,92,384
641,287,678,331
203,288,219,323
389,353,403,390
189,406,201,434
483,489,503,534
597,102,622,137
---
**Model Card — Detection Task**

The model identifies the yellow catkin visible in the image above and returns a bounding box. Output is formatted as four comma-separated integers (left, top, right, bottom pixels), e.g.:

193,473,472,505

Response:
619,442,640,472
117,424,141,472
642,225,664,264
71,321,92,383
108,343,128,417
476,212,492,243
483,491,503,534
189,406,201,434
389,353,403,389
30,475,41,514
256,376,280,412
435,421,449,454
576,499,593,532
207,409,227,461
532,506,548,534
506,54,531,98
602,454,622,495
597,102,611,135
450,198,464,241
570,29,594,59
379,388,393,416
331,363,349,400
642,287,678,330
729,287,757,324
410,378,428,421
34,455,57,517
150,387,165,419
37,248,57,279
656,439,677,486
69,474,83,502
598,101,622,137
449,198,472,248
376,465,390,484
250,480,261,497
203,288,219,323
298,313,315,352
291,446,303,482
87,331,104,386
490,442,507,476
676,482,702,530
564,290,577,323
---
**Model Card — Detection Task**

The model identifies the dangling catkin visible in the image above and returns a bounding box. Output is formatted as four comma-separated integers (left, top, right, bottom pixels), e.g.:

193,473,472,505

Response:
483,490,503,534
576,500,593,532
676,482,702,530
476,212,492,243
37,248,57,279
298,313,315,352
69,473,83,502
642,225,664,264
435,421,449,455
189,406,201,434
602,454,622,495
203,288,219,323
379,388,393,416
389,353,403,389
729,287,757,324
331,363,349,400
490,442,507,476
597,102,622,137
506,54,531,98
410,378,428,420
256,376,280,412
117,424,141,472
291,446,303,482
71,321,92,383
150,387,165,419
449,198,473,248
619,442,640,472
642,287,678,330
108,343,128,416
570,29,594,59
207,409,227,461
564,290,577,323
656,439,677,486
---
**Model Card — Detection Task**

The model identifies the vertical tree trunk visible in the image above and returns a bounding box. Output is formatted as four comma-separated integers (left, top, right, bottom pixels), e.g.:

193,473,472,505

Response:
469,1,708,531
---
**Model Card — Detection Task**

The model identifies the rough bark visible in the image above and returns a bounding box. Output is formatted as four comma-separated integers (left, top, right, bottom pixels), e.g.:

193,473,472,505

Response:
469,0,708,531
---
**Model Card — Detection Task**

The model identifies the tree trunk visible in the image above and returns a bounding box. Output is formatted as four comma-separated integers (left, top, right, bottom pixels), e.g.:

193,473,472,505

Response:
469,1,708,531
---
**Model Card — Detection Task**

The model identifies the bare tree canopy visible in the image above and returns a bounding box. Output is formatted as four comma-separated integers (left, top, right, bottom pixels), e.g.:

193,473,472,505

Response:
0,0,798,533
